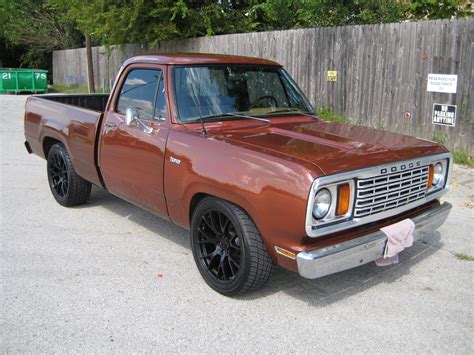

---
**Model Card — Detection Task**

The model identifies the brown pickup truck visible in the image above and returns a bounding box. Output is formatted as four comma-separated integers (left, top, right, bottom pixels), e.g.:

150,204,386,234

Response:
24,54,452,295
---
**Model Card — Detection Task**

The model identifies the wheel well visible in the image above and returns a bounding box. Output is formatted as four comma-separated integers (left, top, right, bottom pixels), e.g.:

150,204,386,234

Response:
189,193,210,223
43,137,62,157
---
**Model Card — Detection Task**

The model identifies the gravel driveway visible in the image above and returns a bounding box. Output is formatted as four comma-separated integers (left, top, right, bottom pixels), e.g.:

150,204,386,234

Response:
1,95,473,352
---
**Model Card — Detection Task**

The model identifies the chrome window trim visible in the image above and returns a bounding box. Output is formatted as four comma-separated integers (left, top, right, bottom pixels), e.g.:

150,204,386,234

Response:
305,152,453,237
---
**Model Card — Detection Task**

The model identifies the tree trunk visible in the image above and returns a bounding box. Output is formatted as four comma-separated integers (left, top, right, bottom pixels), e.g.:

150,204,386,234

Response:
85,34,95,93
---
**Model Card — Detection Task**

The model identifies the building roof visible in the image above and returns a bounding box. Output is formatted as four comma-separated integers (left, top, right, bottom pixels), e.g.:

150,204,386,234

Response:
123,53,281,66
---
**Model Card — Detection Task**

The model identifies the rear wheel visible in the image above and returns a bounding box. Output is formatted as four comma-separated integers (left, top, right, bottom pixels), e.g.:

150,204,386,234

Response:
191,197,273,296
47,143,91,207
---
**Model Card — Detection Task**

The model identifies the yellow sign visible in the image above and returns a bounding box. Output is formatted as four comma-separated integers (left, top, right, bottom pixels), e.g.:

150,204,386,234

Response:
327,71,337,82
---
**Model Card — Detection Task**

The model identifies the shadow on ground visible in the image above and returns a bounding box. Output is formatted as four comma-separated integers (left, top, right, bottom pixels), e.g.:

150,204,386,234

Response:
82,186,442,306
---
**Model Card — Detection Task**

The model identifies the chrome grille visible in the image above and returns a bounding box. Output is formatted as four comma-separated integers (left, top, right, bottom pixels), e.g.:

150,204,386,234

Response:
354,166,429,218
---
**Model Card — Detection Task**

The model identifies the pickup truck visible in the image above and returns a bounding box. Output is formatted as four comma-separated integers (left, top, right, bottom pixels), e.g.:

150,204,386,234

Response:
24,54,452,295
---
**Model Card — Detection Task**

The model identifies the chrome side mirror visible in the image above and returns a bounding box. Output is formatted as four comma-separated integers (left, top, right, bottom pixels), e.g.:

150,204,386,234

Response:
125,106,153,134
125,107,139,127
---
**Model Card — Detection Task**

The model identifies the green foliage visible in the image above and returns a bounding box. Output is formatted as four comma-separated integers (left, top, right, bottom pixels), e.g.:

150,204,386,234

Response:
0,0,82,69
316,106,352,124
376,121,386,130
454,253,474,261
453,148,474,168
55,0,258,47
432,132,447,145
406,0,471,20
50,84,110,93
49,84,89,93
250,0,407,30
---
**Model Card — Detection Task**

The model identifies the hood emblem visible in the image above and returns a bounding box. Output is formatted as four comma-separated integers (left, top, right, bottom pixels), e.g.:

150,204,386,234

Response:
380,160,421,174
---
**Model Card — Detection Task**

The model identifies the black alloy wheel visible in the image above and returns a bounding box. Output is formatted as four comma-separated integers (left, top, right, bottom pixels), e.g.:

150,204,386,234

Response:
46,143,91,207
196,209,242,282
191,197,273,296
48,149,69,199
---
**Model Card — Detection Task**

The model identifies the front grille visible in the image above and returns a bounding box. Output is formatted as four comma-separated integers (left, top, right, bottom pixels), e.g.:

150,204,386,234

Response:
354,165,429,218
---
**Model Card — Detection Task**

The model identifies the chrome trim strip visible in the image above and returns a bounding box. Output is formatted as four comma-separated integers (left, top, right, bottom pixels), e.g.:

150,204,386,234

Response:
305,152,452,237
297,202,452,279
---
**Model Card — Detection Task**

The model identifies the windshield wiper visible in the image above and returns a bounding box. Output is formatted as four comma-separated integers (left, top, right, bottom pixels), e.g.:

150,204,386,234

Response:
267,109,319,120
190,112,270,124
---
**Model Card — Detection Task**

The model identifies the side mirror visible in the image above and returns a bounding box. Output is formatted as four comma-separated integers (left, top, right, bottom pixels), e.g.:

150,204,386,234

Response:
125,107,139,127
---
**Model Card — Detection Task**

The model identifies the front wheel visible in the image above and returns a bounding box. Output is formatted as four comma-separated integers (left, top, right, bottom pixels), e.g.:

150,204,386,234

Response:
47,143,91,207
191,197,274,296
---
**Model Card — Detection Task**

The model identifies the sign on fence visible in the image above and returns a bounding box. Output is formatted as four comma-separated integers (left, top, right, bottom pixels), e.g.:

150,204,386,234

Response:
327,71,337,82
432,104,456,127
427,74,458,93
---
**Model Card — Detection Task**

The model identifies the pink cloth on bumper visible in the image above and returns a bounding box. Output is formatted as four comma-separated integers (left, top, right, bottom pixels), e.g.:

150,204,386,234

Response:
375,218,415,266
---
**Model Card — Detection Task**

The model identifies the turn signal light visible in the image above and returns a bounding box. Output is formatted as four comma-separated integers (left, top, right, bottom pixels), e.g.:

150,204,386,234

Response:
427,164,434,189
274,246,296,260
336,183,350,216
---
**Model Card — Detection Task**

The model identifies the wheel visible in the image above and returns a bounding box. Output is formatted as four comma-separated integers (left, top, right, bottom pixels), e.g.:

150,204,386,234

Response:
250,95,278,109
47,143,91,207
191,197,274,295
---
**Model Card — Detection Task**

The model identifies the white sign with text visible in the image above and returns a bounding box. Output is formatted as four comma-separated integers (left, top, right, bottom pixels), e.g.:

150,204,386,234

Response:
427,74,458,93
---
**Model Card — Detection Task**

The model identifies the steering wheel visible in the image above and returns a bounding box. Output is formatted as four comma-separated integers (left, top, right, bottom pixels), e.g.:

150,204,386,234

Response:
250,95,278,109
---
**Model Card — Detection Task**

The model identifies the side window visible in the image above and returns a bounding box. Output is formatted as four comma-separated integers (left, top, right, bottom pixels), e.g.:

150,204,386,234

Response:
117,69,161,121
154,75,167,120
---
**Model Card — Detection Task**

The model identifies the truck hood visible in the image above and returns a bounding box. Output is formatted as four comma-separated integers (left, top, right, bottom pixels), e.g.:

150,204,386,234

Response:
220,120,447,175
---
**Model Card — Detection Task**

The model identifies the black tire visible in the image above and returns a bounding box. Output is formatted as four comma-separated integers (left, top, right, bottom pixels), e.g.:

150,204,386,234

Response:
47,143,91,207
191,197,274,296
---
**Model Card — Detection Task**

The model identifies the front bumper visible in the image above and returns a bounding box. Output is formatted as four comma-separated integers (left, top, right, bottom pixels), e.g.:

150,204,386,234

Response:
297,202,452,279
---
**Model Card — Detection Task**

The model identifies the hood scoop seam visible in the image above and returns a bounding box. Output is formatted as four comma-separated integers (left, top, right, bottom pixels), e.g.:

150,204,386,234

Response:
270,127,354,151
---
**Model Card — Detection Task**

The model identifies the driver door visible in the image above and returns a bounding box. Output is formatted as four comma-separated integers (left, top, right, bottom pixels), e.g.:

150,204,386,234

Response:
99,65,170,218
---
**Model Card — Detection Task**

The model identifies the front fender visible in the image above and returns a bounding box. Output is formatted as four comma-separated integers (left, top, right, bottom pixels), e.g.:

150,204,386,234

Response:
164,129,318,266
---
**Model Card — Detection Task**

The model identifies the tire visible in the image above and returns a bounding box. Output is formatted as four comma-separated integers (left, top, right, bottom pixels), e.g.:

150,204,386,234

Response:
191,197,274,296
47,143,91,207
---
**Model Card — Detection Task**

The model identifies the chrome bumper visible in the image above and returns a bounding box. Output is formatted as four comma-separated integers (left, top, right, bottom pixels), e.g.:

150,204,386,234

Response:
297,202,452,279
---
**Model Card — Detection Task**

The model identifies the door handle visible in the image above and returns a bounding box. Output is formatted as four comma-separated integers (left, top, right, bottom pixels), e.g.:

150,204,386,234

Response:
104,122,117,129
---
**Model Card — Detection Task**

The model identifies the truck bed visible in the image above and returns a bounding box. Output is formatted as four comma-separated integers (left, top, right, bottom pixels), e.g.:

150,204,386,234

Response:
24,94,106,186
39,94,109,112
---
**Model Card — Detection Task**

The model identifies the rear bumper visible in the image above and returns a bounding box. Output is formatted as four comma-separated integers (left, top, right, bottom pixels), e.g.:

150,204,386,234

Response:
297,202,452,279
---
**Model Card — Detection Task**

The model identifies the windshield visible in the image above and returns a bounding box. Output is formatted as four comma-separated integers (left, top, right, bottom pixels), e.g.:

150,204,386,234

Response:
173,65,313,122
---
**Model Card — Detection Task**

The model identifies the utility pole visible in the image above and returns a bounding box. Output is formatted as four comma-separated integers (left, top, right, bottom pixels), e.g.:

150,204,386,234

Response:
85,34,95,93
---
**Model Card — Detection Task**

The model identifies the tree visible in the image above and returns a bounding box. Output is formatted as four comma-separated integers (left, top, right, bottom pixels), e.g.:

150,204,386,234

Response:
250,0,407,30
405,0,471,20
0,0,82,69
56,0,258,47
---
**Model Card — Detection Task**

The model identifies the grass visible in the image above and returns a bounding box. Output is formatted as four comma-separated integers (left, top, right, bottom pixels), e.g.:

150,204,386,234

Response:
432,133,447,146
49,84,89,94
316,106,351,124
454,253,474,262
453,148,474,168
49,84,110,94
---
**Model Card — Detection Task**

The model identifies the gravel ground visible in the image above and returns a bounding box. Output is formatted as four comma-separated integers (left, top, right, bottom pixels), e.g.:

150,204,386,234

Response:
1,95,473,353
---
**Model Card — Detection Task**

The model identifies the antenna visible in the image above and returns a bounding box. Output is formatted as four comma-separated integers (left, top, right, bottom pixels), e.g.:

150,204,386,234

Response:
198,114,207,138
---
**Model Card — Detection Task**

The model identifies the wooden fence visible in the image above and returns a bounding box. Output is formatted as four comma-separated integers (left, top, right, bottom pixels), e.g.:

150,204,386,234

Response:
53,18,473,155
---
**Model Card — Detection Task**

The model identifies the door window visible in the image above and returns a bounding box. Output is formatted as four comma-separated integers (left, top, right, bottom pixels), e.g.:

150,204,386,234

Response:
117,69,164,121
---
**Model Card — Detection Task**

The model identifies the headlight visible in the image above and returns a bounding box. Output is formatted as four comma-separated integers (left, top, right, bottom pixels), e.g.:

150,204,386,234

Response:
313,188,331,219
433,162,443,186
428,160,447,191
